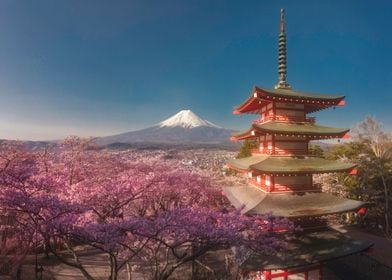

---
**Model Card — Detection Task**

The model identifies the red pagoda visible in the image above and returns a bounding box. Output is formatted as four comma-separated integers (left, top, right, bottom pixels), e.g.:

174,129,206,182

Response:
224,9,372,280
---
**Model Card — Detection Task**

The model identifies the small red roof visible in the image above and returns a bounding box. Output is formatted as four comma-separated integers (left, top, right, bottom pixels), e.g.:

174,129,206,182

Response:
234,86,345,114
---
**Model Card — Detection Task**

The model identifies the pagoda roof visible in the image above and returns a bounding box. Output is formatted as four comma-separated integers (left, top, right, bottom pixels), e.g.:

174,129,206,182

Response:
222,186,366,218
240,228,373,270
227,155,269,170
234,86,345,114
227,156,355,174
231,121,349,140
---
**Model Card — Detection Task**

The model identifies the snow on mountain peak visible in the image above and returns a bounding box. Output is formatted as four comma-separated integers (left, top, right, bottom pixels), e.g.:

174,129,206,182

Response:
158,110,221,128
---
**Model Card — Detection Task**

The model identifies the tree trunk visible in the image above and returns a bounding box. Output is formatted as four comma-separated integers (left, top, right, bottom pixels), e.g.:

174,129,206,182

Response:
112,255,118,280
126,262,132,280
381,173,390,235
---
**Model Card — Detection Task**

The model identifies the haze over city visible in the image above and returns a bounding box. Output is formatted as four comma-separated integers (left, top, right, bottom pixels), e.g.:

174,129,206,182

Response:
0,0,391,140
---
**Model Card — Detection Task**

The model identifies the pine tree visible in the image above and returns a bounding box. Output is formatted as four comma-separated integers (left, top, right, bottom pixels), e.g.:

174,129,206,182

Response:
236,139,258,158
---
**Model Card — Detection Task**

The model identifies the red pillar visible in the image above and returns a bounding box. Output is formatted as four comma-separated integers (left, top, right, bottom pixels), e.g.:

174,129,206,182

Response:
265,270,272,280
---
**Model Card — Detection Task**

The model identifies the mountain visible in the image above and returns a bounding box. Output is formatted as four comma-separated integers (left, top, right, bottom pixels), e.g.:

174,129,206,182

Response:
98,110,234,146
158,110,221,129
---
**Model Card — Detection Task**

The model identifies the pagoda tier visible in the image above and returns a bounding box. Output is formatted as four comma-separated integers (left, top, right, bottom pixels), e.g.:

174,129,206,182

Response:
234,86,345,115
226,155,355,193
225,9,371,279
223,186,366,218
231,121,349,141
240,228,372,273
227,156,355,174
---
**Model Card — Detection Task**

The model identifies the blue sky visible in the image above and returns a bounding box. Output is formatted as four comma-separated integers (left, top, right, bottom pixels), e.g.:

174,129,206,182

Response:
0,0,391,140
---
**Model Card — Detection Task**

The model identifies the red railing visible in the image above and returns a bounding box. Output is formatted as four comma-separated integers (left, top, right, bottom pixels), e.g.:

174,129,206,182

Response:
251,149,308,156
248,179,269,192
251,149,272,155
274,183,322,192
274,149,308,155
252,116,316,124
247,181,322,193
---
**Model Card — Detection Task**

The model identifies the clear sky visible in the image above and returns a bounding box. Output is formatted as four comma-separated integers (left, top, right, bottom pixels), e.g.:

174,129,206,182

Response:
0,0,391,140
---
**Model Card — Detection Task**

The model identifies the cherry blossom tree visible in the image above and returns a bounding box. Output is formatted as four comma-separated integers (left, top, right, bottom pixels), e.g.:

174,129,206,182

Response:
0,138,292,280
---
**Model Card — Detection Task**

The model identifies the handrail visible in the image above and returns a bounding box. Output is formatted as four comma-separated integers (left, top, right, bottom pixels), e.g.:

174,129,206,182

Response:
253,116,316,124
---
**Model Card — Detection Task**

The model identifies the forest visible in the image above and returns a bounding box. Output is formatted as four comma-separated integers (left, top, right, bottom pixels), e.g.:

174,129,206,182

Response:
0,137,290,280
0,117,391,280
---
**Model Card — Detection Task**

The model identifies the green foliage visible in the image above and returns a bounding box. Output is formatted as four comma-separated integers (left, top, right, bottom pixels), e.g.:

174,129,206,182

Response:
324,142,371,161
236,139,258,159
323,117,392,235
324,141,388,200
223,167,238,176
308,144,324,158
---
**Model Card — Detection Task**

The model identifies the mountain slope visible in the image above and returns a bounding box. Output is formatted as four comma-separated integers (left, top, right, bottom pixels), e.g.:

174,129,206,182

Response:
158,110,221,128
98,110,233,145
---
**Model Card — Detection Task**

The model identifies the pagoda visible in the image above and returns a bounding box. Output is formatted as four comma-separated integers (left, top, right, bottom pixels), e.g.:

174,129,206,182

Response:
224,9,372,280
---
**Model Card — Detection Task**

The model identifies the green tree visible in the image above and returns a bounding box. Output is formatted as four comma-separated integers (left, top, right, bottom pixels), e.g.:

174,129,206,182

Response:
324,141,370,161
352,117,392,235
236,139,258,159
323,117,392,236
308,144,324,158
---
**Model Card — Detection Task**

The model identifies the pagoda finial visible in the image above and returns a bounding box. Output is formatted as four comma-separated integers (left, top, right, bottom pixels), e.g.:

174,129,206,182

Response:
275,8,291,90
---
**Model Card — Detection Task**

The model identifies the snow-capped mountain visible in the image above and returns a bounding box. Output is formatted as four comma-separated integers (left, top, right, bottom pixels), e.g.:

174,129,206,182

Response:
98,110,233,145
158,110,221,129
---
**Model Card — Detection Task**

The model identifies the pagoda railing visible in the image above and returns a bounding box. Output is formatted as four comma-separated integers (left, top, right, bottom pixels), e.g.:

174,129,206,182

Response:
248,181,322,193
253,116,316,124
251,148,308,155
249,179,269,192
251,148,274,155
274,183,322,192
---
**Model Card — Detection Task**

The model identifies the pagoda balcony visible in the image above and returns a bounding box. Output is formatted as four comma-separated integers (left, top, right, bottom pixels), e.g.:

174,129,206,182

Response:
248,180,322,193
249,179,269,192
251,148,308,156
273,183,322,192
251,148,271,155
253,116,316,124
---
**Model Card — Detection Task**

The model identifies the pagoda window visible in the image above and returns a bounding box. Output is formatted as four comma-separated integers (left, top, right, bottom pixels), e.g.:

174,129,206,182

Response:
275,109,305,122
274,175,312,192
275,141,307,155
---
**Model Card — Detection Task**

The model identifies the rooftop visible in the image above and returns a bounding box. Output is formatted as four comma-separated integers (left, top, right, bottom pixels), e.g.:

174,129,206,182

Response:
223,186,367,217
232,121,349,140
227,156,355,174
234,86,345,115
240,228,373,270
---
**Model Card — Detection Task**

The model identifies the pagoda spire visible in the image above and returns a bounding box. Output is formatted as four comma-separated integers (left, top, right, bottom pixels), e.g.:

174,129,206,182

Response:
275,8,291,90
